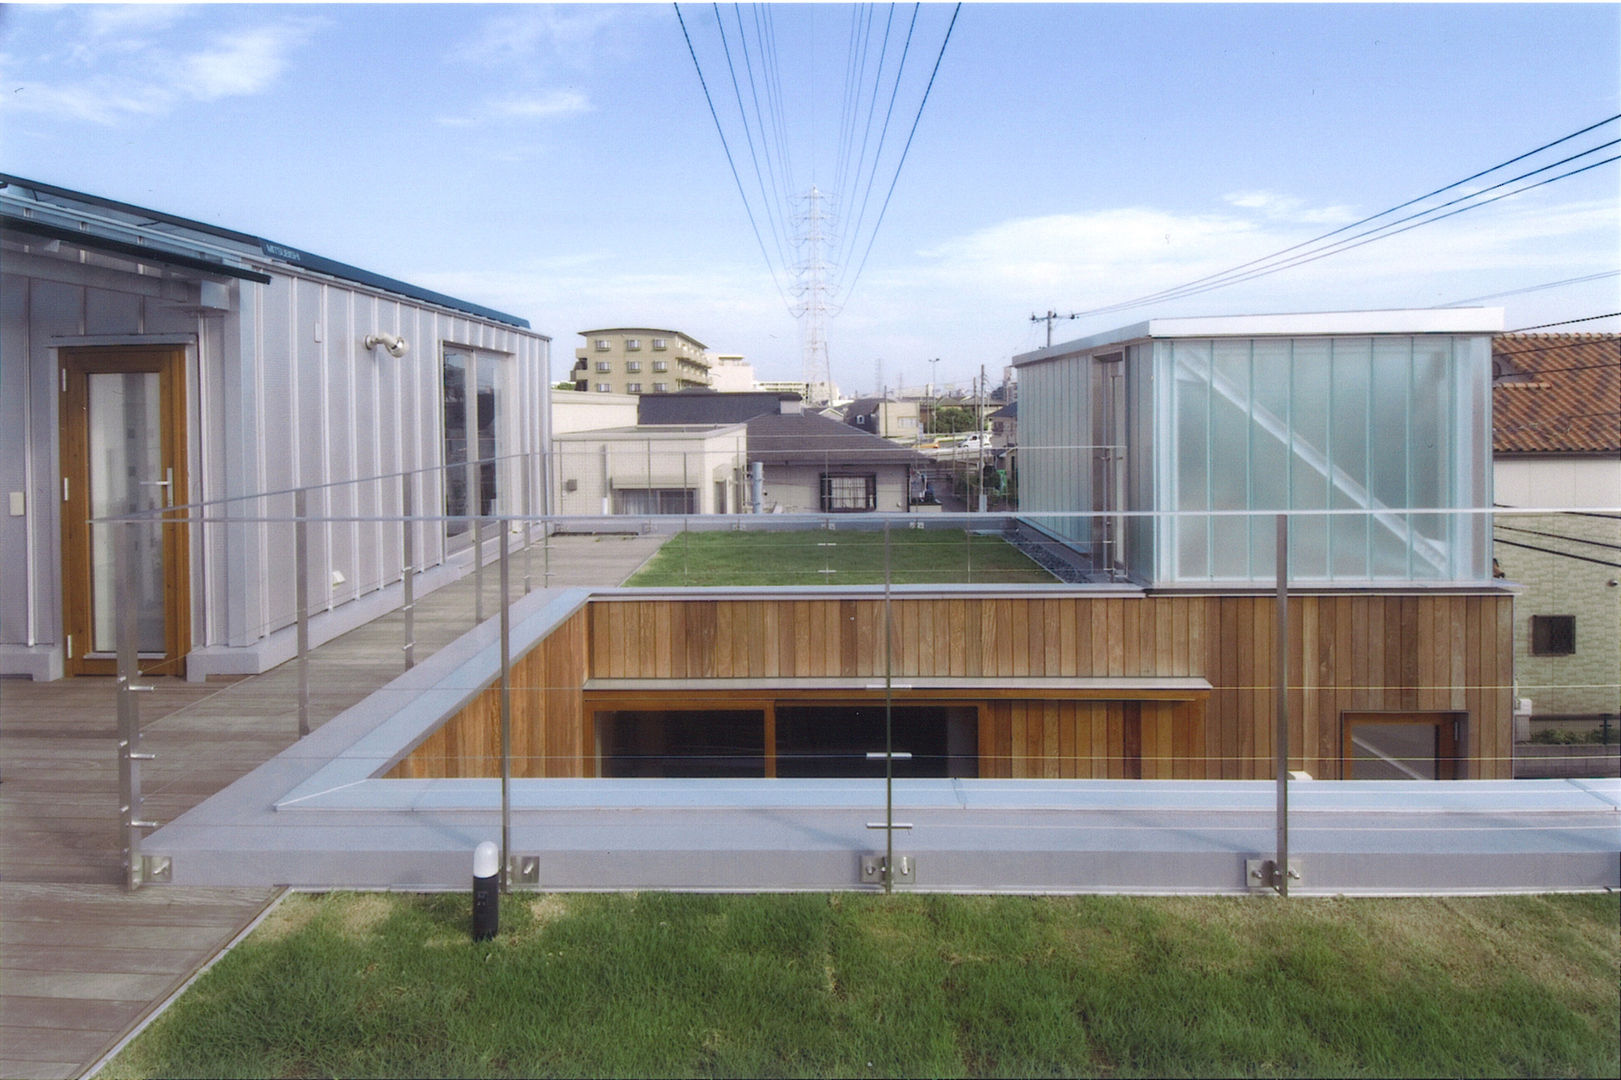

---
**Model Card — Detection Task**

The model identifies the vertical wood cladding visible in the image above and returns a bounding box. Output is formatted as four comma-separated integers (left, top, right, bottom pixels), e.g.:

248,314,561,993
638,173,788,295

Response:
390,593,1513,780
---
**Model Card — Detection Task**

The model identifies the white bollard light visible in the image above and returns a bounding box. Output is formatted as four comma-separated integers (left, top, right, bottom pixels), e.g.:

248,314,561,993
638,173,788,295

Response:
472,840,499,941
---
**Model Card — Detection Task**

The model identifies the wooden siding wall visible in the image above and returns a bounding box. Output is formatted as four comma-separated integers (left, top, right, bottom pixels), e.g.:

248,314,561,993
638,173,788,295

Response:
385,610,589,779
388,593,1514,780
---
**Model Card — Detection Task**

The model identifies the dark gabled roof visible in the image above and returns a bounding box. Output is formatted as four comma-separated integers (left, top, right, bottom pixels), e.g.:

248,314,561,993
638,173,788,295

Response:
638,391,796,425
747,411,933,468
1492,333,1620,454
0,173,533,329
989,401,1018,420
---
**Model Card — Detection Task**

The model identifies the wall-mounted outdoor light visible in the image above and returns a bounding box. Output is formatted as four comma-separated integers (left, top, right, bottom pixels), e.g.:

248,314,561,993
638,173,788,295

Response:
364,332,409,358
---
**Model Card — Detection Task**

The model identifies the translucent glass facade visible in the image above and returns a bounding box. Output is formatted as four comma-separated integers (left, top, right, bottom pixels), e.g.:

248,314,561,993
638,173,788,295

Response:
1018,330,1493,586
1157,335,1490,583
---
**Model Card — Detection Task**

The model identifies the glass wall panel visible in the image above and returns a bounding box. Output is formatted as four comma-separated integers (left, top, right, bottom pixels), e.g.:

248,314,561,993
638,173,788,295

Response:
1408,339,1451,576
1171,341,1212,579
1249,340,1290,573
1288,340,1331,579
1208,341,1251,578
1369,340,1413,577
1328,339,1371,579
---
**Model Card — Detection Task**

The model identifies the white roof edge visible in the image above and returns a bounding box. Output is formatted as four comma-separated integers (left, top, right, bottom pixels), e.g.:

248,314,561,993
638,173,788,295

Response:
1012,308,1505,367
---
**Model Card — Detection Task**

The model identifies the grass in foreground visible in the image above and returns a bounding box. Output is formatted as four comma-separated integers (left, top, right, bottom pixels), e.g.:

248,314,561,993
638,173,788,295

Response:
626,528,1056,586
102,892,1618,1079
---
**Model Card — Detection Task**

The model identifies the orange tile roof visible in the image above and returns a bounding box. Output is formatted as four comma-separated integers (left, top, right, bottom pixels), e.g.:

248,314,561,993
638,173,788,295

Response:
1492,334,1620,454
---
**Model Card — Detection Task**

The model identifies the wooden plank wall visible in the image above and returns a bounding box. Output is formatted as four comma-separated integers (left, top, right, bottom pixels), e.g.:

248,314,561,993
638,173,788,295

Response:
385,609,589,779
388,593,1513,780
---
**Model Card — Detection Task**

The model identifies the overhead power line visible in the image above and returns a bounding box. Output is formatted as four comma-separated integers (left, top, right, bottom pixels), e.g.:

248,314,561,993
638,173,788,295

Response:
1066,114,1621,320
674,3,792,312
839,2,961,310
1506,312,1621,332
1442,270,1621,306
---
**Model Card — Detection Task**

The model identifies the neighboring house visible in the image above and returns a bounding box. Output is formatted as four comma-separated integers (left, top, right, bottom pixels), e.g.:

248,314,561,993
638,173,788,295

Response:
551,423,748,516
1005,308,1513,779
630,391,929,514
989,400,1018,449
0,174,551,680
1491,333,1621,722
572,328,710,394
707,353,755,392
842,397,922,441
748,410,932,513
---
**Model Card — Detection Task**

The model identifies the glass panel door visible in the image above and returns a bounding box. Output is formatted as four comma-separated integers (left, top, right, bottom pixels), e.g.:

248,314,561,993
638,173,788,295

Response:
60,346,189,677
87,372,166,653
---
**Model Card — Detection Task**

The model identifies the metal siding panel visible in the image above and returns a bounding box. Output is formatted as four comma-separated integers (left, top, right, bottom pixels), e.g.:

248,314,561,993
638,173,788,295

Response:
83,287,142,335
325,286,356,609
0,276,35,646
349,290,380,595
257,277,297,635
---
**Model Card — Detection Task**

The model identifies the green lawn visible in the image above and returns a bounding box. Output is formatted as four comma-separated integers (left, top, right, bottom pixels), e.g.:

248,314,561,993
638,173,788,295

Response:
626,528,1057,586
102,891,1619,1079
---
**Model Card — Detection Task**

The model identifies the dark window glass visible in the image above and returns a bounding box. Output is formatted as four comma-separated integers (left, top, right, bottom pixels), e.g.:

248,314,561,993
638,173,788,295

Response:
1530,615,1576,656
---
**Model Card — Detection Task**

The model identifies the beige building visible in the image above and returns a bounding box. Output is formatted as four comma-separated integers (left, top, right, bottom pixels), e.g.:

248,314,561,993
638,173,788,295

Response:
551,424,747,516
708,353,756,392
572,328,711,395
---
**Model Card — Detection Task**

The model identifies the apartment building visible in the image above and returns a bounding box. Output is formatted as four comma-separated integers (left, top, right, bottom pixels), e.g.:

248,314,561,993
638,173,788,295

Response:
572,328,710,394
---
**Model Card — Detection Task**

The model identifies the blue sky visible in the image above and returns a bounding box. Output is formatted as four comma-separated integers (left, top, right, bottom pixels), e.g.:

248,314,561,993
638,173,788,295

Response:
3,3,1617,393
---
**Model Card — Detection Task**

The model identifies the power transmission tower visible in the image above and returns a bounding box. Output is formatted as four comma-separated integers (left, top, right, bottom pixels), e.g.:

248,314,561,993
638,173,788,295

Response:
793,186,835,405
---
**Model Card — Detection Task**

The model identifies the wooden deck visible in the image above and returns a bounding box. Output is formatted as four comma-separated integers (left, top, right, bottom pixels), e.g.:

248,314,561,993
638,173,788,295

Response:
0,535,664,1080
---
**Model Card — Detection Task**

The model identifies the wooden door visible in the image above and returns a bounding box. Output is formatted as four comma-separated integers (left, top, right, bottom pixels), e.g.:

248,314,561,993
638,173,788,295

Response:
59,346,190,677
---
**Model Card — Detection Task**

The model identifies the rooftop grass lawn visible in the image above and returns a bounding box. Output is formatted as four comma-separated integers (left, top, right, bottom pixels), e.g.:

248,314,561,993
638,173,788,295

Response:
626,528,1057,587
101,891,1619,1079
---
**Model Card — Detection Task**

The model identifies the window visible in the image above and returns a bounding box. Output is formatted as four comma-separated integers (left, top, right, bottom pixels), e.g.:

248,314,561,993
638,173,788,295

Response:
595,382,611,393
594,339,610,351
653,382,668,392
626,382,642,393
442,348,504,542
596,360,611,373
613,488,696,514
574,380,587,392
626,338,641,351
1530,615,1576,656
855,414,867,425
652,338,668,350
626,361,641,373
653,361,668,372
820,473,877,512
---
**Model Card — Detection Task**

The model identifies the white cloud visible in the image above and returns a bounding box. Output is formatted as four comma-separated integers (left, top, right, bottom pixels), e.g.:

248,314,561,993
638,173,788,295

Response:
180,27,303,101
437,91,591,128
1223,190,1360,226
1,10,314,124
452,6,638,67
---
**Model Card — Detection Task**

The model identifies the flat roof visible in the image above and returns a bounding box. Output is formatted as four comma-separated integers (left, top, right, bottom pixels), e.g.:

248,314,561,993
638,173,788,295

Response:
1013,308,1505,367
579,328,709,349
552,423,747,440
0,173,536,330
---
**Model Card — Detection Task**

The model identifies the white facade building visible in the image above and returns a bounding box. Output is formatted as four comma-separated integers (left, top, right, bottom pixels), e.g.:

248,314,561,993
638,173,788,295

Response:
0,175,551,680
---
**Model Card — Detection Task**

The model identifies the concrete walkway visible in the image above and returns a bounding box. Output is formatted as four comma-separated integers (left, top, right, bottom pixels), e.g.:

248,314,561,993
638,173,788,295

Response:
0,534,664,1080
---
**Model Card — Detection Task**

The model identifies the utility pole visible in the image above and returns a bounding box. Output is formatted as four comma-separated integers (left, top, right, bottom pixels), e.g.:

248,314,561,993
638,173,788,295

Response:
977,364,987,513
927,357,940,437
1030,309,1077,348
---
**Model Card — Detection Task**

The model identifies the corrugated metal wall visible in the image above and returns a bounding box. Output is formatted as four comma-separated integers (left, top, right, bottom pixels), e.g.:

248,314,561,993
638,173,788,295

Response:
1,261,549,669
